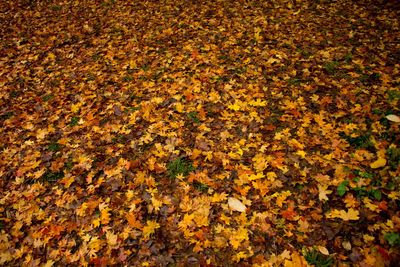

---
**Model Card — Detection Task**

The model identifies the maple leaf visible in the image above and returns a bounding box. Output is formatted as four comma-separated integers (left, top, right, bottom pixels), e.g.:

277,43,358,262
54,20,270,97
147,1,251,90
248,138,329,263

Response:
281,205,297,221
326,208,359,221
228,102,241,111
106,231,118,248
229,227,249,249
318,184,332,201
142,220,160,239
99,202,111,225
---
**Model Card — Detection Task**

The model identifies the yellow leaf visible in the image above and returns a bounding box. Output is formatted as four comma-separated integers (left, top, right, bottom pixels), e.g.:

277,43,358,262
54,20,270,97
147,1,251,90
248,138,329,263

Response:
249,98,267,107
296,150,306,158
284,251,308,267
106,231,118,247
92,217,101,228
370,157,386,169
0,251,12,265
318,184,332,201
229,227,249,249
317,246,329,255
71,103,81,113
99,203,111,225
342,241,352,250
228,102,241,111
47,52,56,61
42,260,55,267
142,220,160,239
228,197,246,212
386,114,400,123
326,208,359,221
175,102,184,113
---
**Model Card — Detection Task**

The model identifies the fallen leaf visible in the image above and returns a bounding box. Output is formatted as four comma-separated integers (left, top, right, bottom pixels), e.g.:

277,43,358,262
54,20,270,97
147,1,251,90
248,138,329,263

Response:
370,158,386,169
228,197,246,212
386,114,400,123
342,241,352,251
142,220,160,239
317,246,329,255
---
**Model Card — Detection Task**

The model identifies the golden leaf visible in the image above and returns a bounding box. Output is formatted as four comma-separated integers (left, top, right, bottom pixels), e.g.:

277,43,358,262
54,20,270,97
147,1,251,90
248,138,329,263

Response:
370,158,386,169
326,208,359,221
228,102,241,111
142,220,160,239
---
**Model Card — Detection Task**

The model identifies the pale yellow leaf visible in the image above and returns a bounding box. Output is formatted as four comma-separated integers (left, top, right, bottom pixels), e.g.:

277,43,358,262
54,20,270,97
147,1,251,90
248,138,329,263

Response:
386,114,400,123
342,241,352,251
318,184,332,202
228,197,246,212
317,246,329,255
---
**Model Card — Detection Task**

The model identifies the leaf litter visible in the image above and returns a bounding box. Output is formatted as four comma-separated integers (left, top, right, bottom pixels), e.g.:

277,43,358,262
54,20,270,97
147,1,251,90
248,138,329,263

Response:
0,0,399,266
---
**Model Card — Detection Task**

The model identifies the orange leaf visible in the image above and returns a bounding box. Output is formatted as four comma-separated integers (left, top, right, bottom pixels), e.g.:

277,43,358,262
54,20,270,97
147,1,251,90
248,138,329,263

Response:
126,213,142,229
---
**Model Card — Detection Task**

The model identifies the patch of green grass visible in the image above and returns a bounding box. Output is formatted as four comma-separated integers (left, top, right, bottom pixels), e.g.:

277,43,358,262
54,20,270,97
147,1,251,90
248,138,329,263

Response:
360,72,381,85
385,232,400,246
304,248,334,267
339,132,373,149
324,61,340,75
297,47,312,58
352,186,382,201
288,78,301,86
91,53,102,61
64,160,74,170
112,134,127,144
123,75,133,82
41,171,64,183
387,90,400,101
70,116,80,126
387,147,400,169
48,142,62,152
51,5,62,11
344,53,353,63
353,169,374,179
0,111,14,121
187,111,200,123
193,181,209,192
167,158,194,179
10,90,20,98
42,94,54,102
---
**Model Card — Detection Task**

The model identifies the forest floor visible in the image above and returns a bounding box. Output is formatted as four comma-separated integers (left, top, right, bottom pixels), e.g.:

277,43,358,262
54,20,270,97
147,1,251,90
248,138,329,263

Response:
1,0,400,266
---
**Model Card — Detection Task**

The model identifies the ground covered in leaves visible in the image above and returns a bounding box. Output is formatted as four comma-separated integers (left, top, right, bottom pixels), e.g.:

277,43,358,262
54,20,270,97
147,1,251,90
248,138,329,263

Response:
1,0,400,266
